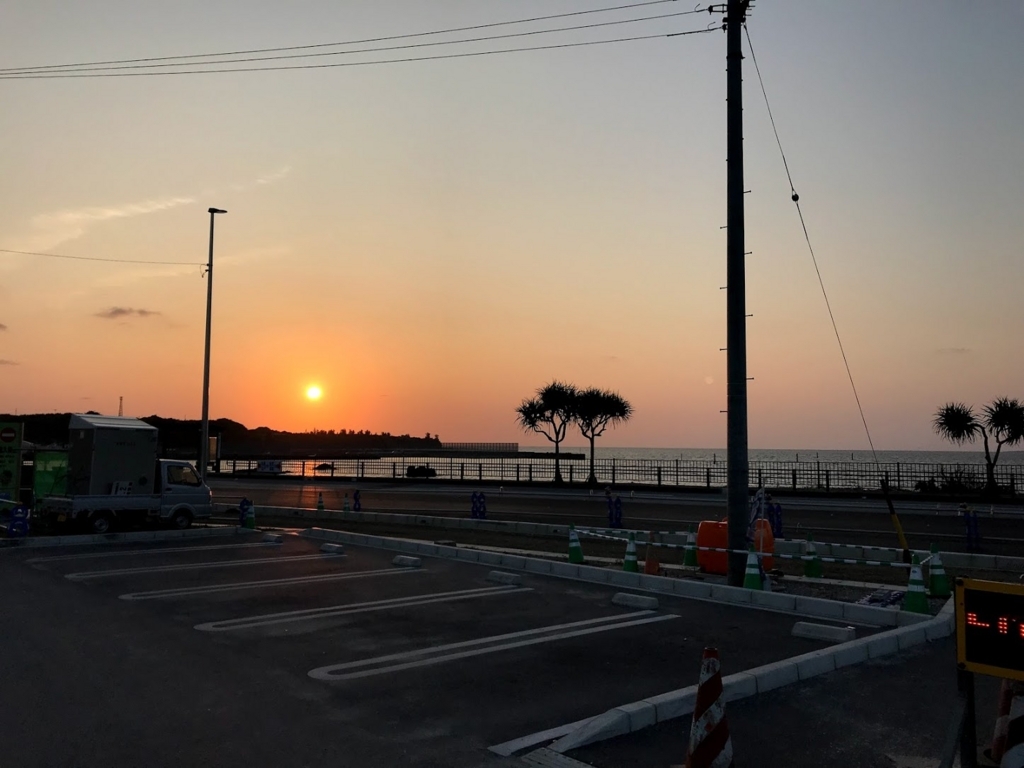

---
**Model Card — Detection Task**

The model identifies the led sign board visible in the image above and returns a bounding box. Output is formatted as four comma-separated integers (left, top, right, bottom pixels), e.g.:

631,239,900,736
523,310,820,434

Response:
956,578,1024,682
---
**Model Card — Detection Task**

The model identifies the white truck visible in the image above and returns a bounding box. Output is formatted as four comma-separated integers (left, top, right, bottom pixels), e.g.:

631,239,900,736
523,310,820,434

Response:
36,414,213,534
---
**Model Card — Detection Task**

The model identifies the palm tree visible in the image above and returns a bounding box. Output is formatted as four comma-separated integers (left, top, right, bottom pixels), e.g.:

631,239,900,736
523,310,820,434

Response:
515,381,577,483
574,388,633,486
933,398,1024,494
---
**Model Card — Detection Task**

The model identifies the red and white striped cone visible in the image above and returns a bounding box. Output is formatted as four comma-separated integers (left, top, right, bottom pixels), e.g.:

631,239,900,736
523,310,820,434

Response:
685,648,734,768
988,679,1015,764
1002,688,1024,768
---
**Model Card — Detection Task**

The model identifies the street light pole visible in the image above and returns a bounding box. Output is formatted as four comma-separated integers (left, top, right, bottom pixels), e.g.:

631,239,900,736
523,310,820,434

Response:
200,207,227,482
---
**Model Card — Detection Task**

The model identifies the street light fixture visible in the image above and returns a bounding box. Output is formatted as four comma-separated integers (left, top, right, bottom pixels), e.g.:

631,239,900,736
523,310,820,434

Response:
199,207,227,482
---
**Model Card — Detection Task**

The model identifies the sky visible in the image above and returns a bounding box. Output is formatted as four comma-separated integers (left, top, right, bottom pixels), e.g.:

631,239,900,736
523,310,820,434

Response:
1,1,1022,450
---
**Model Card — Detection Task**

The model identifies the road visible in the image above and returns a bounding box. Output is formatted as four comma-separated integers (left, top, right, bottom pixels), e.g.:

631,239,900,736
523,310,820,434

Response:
209,477,1024,556
1,529,838,768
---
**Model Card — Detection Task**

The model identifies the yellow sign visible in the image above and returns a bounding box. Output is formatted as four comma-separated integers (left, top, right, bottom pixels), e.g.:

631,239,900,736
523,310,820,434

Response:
956,578,1024,682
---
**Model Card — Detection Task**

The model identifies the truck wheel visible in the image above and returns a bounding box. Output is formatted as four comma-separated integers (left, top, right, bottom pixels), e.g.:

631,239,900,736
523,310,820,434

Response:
90,512,113,535
170,509,193,530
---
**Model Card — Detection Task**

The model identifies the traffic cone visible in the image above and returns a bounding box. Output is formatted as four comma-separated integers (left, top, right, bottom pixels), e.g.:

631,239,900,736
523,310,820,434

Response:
644,532,661,575
803,535,823,578
902,554,929,614
623,533,639,572
986,679,1015,764
316,492,325,513
684,648,734,768
342,494,351,512
683,525,699,568
568,524,585,565
928,544,950,598
742,548,763,590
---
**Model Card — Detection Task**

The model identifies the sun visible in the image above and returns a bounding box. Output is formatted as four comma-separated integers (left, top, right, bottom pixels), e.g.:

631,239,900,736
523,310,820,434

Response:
306,385,323,401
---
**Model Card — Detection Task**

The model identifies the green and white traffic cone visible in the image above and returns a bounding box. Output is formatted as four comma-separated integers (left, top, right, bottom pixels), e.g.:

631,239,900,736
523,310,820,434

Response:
343,494,351,513
928,544,951,599
803,535,823,578
568,524,585,565
683,525,699,568
742,548,763,590
623,532,639,573
903,554,929,614
316,493,325,513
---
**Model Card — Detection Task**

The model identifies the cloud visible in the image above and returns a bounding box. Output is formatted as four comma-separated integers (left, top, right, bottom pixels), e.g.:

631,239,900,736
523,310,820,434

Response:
0,323,6,331
0,359,17,366
705,376,715,385
94,307,161,320
255,166,291,186
935,347,971,355
3,195,196,254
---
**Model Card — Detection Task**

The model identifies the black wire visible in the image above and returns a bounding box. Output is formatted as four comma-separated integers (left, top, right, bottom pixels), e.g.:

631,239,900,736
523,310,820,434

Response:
0,248,203,266
0,29,716,80
0,0,693,74
743,24,881,465
0,11,705,75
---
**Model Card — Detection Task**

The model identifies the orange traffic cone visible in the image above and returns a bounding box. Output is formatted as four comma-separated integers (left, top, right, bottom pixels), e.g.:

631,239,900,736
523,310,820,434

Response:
644,532,661,575
684,648,734,768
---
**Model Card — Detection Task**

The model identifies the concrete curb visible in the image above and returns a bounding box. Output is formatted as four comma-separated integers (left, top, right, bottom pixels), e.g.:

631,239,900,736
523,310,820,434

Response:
223,504,1024,572
299,527,930,630
0,524,246,550
542,597,956,754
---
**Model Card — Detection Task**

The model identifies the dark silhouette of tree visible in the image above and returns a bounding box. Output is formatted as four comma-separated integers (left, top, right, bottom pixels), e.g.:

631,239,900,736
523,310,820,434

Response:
516,381,578,483
574,388,633,485
933,398,1024,493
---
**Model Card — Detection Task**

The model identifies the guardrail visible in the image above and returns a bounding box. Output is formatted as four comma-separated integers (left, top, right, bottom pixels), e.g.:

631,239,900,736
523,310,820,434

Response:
213,456,1021,493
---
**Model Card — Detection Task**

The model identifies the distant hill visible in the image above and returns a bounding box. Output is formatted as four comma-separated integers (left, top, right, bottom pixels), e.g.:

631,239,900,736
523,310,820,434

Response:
0,413,441,458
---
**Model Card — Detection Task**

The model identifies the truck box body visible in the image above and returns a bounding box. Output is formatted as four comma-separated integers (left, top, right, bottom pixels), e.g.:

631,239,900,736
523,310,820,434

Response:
68,414,158,496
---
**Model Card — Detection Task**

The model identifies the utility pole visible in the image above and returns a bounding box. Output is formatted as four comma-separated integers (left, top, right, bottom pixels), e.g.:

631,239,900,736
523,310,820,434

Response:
199,207,227,482
725,0,751,586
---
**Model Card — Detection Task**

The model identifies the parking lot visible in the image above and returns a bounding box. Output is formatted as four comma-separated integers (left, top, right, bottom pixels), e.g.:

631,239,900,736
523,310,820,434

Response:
4,529,848,767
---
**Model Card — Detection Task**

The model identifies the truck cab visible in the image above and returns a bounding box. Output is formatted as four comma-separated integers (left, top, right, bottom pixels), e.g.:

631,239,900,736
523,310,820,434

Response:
154,459,213,529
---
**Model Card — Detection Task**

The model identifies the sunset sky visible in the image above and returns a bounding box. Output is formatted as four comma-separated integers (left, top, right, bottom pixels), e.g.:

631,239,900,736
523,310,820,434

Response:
1,2,1022,450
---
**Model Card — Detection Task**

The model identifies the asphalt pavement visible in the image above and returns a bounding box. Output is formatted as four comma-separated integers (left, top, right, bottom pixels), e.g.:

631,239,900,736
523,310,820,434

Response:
1,530,839,768
208,477,1024,556
569,638,1002,768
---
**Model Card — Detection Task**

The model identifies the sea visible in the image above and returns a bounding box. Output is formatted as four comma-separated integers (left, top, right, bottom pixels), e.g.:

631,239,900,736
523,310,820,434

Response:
523,446,1024,466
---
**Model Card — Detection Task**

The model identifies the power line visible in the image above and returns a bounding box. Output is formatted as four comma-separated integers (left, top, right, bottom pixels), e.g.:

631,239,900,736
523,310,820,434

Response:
0,248,202,266
0,0,696,73
743,25,880,463
0,11,703,75
0,29,717,80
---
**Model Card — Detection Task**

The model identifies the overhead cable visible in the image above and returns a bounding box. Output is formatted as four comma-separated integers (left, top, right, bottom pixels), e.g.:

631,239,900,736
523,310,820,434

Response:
744,24,880,463
0,248,202,266
0,28,717,80
0,0,699,73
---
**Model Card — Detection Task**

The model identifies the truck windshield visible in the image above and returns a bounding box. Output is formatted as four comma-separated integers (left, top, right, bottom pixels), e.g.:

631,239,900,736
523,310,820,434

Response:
166,465,202,487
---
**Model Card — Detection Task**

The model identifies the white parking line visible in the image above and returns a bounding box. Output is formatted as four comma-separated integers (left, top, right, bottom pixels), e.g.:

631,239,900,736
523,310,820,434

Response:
308,611,678,681
119,567,423,600
28,541,280,564
195,585,533,632
66,553,342,581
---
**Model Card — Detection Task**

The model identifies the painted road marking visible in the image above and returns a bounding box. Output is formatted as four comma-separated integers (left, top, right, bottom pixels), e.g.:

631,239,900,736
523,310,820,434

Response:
118,567,422,600
309,611,678,681
66,553,342,581
195,585,533,632
27,541,280,564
